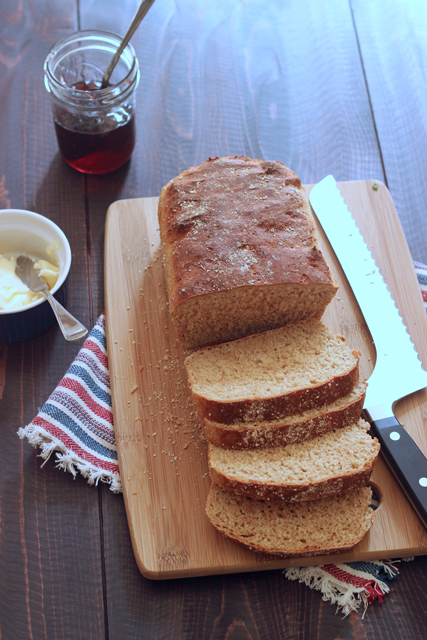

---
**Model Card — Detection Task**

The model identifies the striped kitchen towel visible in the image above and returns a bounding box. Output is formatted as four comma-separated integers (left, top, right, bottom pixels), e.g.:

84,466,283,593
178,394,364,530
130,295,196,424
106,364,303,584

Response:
18,313,121,492
285,559,401,618
414,261,427,312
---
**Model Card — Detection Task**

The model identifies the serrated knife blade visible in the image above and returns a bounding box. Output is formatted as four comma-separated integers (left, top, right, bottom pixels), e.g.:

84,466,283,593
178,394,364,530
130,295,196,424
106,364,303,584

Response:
310,175,427,528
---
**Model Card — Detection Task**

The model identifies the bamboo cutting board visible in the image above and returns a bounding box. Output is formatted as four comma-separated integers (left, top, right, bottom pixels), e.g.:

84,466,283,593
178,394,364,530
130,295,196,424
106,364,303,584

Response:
104,180,427,580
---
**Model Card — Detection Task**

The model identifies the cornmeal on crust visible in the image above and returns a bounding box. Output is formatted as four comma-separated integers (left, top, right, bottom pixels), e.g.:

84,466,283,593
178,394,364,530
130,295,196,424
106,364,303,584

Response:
206,484,375,557
185,320,360,425
158,155,338,348
201,379,366,449
208,418,380,502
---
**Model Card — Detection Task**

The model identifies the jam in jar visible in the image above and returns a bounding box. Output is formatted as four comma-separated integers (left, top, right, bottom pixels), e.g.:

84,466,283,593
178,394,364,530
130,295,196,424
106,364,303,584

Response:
44,31,140,174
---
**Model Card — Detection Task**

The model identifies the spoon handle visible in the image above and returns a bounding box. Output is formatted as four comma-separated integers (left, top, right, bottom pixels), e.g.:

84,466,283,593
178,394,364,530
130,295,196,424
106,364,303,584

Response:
102,0,156,87
42,290,88,342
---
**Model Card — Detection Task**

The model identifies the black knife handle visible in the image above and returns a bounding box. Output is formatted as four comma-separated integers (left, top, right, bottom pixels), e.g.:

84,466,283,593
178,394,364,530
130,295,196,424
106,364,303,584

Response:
370,416,427,528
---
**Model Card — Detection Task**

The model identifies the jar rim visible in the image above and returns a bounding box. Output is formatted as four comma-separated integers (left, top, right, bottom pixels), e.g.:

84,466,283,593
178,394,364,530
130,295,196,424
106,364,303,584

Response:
44,29,139,106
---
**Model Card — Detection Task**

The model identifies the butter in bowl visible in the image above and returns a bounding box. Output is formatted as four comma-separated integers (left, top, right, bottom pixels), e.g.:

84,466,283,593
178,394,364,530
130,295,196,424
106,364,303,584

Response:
0,253,60,310
0,209,75,342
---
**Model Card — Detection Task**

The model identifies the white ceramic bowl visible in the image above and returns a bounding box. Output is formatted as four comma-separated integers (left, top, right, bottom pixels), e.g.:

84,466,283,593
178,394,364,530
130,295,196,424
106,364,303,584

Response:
0,209,72,342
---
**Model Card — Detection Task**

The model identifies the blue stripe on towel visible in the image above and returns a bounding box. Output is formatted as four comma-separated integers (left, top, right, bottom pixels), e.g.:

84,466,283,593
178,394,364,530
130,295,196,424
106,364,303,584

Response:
41,403,118,460
66,364,112,405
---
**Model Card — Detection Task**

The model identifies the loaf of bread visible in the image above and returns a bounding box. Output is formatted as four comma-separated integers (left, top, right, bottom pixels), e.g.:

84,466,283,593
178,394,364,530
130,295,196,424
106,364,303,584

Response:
208,418,380,502
185,319,360,425
201,379,366,449
158,155,338,348
206,484,375,557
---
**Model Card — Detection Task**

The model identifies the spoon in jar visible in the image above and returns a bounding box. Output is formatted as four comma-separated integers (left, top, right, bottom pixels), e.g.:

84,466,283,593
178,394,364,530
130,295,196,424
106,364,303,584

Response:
101,0,156,88
15,256,88,342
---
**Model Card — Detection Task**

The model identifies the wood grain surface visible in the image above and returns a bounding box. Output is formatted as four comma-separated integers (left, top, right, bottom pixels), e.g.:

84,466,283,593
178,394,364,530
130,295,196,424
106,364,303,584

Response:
0,2,105,639
351,0,427,265
2,0,427,638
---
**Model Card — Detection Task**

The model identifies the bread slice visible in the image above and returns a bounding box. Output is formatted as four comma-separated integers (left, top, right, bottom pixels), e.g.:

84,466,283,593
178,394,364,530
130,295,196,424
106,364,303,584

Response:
206,484,375,557
208,418,380,502
202,379,366,449
158,156,337,349
185,320,360,425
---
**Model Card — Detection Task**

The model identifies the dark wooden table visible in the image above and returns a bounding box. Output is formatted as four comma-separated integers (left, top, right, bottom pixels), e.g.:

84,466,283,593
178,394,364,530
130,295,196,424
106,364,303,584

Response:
2,1,427,638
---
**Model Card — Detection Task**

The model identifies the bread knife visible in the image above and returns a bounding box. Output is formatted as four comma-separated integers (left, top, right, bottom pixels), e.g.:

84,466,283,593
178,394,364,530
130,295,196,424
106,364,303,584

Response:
309,175,427,528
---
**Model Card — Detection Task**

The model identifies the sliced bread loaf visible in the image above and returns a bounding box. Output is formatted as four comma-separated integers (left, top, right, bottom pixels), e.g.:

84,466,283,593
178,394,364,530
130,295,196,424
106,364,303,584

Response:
208,418,380,502
185,320,360,425
202,379,366,449
158,155,337,349
206,484,375,557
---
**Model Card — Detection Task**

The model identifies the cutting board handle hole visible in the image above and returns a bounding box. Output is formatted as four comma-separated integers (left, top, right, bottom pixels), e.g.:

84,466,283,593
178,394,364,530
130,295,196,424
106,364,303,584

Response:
368,481,383,511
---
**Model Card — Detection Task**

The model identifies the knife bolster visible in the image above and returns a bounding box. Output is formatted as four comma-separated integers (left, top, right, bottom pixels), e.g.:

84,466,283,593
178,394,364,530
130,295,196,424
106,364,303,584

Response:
363,405,394,423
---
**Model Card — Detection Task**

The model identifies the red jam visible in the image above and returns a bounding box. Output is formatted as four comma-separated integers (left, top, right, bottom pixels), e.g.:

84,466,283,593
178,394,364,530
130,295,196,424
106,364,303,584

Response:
54,116,135,174
54,81,135,174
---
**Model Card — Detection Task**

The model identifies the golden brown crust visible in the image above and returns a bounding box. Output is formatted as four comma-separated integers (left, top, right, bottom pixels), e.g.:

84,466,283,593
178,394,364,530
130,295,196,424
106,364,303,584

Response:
201,381,366,449
189,355,360,425
159,156,335,305
158,156,337,347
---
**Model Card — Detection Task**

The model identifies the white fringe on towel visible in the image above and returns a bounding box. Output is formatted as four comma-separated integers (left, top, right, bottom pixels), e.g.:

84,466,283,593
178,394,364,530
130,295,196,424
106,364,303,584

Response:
284,562,396,618
18,423,122,493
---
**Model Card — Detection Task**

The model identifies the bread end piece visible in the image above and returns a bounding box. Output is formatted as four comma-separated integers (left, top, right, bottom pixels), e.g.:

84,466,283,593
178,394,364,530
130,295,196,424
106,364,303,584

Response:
206,484,376,557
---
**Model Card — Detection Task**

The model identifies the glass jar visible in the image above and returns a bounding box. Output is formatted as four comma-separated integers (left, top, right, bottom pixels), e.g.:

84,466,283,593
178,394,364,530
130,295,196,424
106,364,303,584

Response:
44,30,140,174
